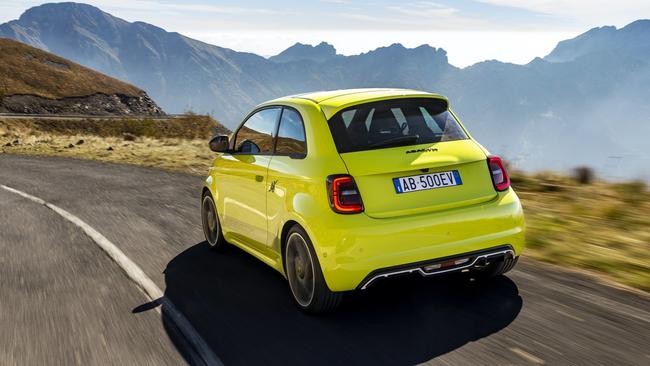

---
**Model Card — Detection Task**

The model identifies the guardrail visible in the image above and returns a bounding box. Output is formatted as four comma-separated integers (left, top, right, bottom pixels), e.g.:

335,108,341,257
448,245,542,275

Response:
0,113,189,120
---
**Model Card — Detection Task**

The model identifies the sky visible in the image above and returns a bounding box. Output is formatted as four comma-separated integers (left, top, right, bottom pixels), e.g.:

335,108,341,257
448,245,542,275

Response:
1,0,648,67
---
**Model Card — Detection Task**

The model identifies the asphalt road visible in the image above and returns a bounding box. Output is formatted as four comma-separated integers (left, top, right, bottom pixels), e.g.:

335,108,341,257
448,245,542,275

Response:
0,154,648,365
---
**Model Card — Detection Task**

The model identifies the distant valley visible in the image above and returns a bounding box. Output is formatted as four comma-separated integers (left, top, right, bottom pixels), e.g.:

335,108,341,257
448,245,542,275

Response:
1,3,649,180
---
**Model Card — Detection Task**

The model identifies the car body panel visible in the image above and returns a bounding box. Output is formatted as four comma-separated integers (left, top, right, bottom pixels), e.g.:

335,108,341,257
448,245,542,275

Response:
289,88,448,120
338,139,498,218
214,154,271,254
203,88,525,291
309,189,524,291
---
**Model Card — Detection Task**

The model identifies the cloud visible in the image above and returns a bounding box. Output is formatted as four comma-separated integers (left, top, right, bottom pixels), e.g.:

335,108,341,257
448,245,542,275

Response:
81,0,282,15
386,1,459,18
319,0,352,4
0,0,40,22
337,1,491,30
475,0,650,27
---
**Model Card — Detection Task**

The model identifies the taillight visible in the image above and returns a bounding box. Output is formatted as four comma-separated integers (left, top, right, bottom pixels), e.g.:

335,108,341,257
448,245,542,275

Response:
326,175,364,214
487,156,510,191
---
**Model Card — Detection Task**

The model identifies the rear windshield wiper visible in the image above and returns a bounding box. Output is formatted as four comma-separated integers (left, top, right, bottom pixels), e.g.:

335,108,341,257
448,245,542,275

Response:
367,135,419,149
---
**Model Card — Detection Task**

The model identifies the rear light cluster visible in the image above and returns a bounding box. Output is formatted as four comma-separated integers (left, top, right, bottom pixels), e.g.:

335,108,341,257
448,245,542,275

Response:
487,156,510,191
327,175,364,214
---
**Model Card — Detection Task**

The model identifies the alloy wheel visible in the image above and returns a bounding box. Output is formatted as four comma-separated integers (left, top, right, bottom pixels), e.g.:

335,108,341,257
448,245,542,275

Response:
285,232,315,307
202,195,220,247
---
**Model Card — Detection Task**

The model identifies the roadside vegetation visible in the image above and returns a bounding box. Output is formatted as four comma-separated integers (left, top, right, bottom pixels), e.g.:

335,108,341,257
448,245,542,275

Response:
512,172,649,291
0,114,228,174
0,38,141,99
1,117,648,291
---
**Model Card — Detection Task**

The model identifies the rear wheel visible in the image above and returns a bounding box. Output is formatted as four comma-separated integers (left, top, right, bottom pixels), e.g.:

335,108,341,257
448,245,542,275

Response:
284,225,343,313
472,256,519,279
201,192,225,249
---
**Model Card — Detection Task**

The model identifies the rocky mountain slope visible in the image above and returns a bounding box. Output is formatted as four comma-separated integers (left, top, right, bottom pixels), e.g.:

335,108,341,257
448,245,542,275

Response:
0,38,163,115
1,3,648,180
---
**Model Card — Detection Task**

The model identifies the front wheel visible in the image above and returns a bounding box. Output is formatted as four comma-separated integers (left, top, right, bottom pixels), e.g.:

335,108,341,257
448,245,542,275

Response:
284,225,343,313
201,193,226,249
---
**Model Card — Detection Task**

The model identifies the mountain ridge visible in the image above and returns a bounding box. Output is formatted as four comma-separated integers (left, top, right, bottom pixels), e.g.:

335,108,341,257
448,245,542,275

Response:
270,41,338,63
1,3,649,180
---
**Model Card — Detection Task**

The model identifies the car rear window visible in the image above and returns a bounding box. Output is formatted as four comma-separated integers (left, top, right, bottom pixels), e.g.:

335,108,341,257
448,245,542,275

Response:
327,98,468,153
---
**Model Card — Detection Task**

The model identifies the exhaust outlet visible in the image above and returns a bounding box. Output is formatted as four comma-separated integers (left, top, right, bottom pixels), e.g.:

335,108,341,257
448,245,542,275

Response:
474,257,488,268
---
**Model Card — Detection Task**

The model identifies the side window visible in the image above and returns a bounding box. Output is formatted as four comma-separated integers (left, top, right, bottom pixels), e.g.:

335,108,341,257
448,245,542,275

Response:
234,108,280,154
275,108,307,156
341,110,356,128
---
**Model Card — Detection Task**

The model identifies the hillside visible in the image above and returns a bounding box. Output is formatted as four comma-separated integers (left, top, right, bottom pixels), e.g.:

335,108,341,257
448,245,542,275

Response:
1,3,649,180
0,38,163,115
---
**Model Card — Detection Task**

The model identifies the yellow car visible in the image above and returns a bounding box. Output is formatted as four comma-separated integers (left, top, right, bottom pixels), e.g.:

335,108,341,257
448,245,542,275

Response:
201,88,525,313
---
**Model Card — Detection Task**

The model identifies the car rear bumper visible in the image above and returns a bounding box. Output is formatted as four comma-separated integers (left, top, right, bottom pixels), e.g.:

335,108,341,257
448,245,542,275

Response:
311,189,525,292
357,244,515,289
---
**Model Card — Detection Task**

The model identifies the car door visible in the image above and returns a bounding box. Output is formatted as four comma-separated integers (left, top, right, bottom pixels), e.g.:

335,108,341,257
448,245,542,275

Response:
216,107,281,254
267,107,309,258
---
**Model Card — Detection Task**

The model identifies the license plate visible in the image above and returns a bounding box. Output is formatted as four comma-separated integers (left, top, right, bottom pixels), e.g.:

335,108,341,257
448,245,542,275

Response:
393,170,462,194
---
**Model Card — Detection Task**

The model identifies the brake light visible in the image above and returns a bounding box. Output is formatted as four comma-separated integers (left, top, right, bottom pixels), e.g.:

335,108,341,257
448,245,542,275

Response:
487,156,510,191
327,175,364,214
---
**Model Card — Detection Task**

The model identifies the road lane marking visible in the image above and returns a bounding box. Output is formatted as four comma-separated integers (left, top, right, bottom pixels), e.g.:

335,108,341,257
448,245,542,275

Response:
510,347,546,364
1,184,222,366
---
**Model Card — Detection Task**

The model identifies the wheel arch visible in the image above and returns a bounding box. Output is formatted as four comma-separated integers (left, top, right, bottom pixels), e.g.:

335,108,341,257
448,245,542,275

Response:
201,186,211,198
278,217,323,274
279,219,300,275
202,176,225,226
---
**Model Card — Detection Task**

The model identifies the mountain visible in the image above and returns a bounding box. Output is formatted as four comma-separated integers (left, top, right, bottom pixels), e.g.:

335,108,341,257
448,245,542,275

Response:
0,37,162,115
269,42,338,63
544,20,650,63
0,3,456,126
1,3,649,180
0,2,273,122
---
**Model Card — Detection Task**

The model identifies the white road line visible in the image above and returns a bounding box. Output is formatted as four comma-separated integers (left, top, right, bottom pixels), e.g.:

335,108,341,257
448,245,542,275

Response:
1,184,222,366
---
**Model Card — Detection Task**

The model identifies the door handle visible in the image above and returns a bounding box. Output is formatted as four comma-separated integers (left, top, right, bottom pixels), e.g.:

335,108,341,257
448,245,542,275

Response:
255,175,264,182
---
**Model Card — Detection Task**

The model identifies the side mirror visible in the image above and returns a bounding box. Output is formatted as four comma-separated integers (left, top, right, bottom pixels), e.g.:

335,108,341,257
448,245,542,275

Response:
209,135,230,152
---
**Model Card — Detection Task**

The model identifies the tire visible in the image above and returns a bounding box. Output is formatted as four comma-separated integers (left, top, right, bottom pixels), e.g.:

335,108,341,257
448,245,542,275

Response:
201,192,226,249
472,256,519,279
284,225,343,313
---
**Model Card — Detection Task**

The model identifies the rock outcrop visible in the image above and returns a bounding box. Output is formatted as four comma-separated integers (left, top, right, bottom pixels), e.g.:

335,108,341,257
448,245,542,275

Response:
0,93,164,115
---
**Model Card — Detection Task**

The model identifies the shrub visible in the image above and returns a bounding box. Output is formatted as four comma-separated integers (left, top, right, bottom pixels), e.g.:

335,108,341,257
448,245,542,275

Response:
16,114,230,140
573,166,595,185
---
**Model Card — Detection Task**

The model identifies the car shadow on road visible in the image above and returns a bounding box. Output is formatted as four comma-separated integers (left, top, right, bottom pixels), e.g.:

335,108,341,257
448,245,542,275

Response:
162,241,523,366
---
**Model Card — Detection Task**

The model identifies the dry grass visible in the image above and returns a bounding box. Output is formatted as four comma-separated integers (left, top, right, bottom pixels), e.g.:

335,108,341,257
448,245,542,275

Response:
513,173,650,291
0,38,141,99
2,114,229,140
1,117,648,291
2,133,214,175
0,115,227,175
